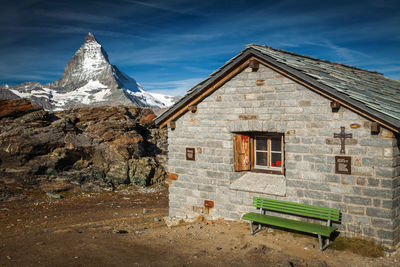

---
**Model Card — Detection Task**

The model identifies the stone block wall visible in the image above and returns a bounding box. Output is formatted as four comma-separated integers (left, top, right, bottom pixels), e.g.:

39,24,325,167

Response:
167,64,400,247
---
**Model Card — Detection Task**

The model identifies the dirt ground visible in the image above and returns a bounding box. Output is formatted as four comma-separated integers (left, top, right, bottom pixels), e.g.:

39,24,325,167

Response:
1,186,399,267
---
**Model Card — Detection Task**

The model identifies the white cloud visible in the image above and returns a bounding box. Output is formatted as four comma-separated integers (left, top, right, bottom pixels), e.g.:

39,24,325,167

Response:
36,10,124,24
304,40,370,63
0,73,49,81
143,78,203,96
121,0,205,16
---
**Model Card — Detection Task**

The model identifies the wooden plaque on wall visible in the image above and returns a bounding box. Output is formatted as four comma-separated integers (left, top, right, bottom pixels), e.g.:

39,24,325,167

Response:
335,156,351,175
186,148,195,161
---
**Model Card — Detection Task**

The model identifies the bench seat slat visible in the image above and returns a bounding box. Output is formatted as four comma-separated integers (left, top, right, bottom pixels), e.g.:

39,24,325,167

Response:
254,197,336,211
254,205,339,221
242,212,337,237
254,200,340,214
253,197,340,221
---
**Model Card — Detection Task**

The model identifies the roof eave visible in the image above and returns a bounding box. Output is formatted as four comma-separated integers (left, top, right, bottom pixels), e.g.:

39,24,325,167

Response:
155,47,400,133
247,48,400,133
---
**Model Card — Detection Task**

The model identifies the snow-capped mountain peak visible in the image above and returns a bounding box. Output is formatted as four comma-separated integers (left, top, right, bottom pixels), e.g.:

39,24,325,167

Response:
51,32,116,91
85,32,96,42
80,33,110,74
8,33,175,110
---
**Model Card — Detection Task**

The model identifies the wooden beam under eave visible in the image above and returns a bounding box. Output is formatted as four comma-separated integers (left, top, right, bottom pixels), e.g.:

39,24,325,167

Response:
371,122,380,134
188,105,197,113
167,121,176,129
249,60,259,71
330,101,341,112
159,57,258,128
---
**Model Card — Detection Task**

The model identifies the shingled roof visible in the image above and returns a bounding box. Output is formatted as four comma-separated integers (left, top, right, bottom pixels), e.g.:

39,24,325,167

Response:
155,44,400,132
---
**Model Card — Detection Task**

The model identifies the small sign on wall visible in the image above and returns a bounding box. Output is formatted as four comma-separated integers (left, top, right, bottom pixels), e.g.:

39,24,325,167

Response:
186,148,195,161
335,156,351,175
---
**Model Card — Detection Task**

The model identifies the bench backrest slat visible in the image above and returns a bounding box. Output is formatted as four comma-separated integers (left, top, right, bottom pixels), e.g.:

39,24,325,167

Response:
253,197,340,222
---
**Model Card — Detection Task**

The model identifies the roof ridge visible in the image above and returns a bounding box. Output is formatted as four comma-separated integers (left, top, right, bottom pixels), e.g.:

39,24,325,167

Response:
246,44,386,77
156,43,400,132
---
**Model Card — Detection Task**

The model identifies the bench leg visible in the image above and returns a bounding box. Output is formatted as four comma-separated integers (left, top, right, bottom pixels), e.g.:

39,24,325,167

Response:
317,235,331,251
249,221,262,235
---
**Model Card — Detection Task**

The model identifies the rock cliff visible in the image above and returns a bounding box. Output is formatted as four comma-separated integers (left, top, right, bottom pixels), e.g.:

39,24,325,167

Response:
0,85,19,100
0,99,168,192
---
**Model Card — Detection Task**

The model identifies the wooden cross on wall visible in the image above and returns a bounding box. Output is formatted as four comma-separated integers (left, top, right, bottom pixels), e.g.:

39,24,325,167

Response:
334,126,352,154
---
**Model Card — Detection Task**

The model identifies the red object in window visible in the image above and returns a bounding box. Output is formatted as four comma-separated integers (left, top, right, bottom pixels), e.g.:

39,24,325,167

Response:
272,161,282,167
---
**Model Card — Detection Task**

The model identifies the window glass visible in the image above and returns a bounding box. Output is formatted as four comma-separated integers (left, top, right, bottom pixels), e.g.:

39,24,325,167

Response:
271,152,282,167
256,152,268,166
271,137,281,152
255,137,267,151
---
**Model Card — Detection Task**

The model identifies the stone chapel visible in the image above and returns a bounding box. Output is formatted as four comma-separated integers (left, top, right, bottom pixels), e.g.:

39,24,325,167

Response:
155,44,400,248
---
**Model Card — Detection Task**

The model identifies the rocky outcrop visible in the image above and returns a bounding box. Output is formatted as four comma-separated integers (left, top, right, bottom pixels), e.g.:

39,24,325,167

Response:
0,98,40,118
0,99,168,192
0,85,19,100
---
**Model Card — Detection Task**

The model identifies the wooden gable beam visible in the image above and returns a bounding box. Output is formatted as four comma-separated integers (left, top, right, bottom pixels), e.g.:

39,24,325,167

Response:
159,57,256,128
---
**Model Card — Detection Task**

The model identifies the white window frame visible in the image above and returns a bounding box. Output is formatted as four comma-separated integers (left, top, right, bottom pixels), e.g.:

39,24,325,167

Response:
253,135,283,172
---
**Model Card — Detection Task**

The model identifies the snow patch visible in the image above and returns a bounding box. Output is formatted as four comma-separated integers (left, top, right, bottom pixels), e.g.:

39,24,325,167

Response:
11,80,112,110
10,88,49,98
146,92,175,107
79,41,105,73
52,80,111,105
124,88,173,108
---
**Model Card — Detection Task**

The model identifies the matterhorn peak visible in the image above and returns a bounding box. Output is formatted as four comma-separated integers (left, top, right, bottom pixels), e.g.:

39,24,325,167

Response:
85,32,97,43
51,32,114,91
7,33,176,110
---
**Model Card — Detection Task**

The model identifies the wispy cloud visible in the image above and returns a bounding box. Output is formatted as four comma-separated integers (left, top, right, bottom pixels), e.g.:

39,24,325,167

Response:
121,0,202,16
182,66,213,73
111,46,182,65
160,32,225,42
111,42,239,66
143,78,203,96
0,0,399,87
374,66,400,73
304,40,370,63
0,73,51,82
36,10,124,25
0,25,146,41
316,16,400,44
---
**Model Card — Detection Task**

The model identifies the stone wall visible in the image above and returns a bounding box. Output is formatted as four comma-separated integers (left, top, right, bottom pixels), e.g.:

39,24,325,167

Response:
167,64,400,247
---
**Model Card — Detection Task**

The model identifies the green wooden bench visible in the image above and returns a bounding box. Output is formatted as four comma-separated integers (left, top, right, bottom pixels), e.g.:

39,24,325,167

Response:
242,197,341,251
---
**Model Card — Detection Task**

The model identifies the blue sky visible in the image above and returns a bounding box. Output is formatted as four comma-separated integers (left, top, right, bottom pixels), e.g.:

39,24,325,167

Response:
0,0,399,96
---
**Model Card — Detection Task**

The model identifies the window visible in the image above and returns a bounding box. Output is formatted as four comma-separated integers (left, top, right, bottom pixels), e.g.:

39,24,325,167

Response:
255,136,282,169
234,133,284,174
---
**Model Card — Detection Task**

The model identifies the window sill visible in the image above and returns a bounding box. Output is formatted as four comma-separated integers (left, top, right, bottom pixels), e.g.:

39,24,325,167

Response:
251,168,283,175
229,172,286,196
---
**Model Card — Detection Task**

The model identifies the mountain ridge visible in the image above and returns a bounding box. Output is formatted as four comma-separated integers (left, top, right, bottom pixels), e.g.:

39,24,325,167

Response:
5,33,176,111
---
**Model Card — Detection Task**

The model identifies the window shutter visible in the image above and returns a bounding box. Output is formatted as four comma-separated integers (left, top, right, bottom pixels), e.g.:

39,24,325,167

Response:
234,134,251,171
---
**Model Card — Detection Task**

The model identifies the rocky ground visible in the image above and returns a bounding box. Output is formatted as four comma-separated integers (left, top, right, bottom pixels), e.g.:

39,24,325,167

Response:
1,186,399,267
1,99,400,266
0,99,168,196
